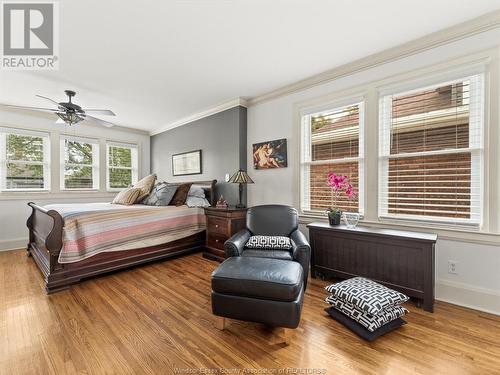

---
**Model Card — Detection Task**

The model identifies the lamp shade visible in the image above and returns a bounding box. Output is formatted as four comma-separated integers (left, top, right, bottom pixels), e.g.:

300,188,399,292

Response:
228,169,254,184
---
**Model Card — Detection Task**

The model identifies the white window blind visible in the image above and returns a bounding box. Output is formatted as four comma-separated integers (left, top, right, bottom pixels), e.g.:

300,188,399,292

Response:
106,142,138,190
300,100,365,215
0,128,50,191
60,136,99,190
379,73,484,226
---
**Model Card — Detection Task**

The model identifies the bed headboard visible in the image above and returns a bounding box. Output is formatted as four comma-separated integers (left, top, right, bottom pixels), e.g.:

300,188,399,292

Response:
190,179,217,206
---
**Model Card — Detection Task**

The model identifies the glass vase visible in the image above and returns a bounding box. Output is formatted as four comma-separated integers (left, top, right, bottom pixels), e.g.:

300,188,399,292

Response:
342,212,360,229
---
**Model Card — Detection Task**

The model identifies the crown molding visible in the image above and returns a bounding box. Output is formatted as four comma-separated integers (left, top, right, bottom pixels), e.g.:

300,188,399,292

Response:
247,10,500,106
150,97,247,136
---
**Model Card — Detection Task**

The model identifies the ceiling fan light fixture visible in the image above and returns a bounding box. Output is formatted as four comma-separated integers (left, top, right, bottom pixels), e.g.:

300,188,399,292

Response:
56,111,84,125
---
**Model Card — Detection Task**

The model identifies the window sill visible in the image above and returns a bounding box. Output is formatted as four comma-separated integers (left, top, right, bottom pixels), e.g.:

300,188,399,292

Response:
60,189,100,192
0,190,116,201
1,189,50,193
299,213,500,246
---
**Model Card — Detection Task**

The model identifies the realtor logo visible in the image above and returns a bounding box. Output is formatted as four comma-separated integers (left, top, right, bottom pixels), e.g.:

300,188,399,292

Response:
1,1,59,69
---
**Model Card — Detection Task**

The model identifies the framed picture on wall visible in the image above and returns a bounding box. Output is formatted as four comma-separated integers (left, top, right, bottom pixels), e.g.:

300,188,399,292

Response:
172,150,202,176
252,138,288,169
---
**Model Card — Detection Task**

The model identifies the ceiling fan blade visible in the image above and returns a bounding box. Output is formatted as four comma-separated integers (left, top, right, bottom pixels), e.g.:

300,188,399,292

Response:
0,103,58,112
84,109,116,116
36,94,62,108
55,117,65,124
84,114,115,128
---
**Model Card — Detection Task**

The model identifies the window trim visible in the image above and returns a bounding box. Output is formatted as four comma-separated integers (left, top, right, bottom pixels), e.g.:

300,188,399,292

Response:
105,141,139,191
299,96,366,216
0,127,51,192
378,71,486,228
293,49,497,236
60,135,100,191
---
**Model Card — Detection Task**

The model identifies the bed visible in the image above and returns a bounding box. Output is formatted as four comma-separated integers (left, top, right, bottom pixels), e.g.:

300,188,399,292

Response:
26,180,216,293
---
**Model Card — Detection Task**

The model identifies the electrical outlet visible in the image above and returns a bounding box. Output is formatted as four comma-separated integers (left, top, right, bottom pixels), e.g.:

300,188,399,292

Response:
448,260,459,275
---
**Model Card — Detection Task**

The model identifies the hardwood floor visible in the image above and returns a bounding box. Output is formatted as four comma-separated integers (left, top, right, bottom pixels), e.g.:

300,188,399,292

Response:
1,249,499,375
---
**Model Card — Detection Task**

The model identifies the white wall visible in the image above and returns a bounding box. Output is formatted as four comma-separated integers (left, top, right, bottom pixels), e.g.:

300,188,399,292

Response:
0,110,150,251
247,28,500,315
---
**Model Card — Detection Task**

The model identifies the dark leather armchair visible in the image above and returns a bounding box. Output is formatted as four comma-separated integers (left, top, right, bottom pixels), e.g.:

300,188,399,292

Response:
224,204,311,287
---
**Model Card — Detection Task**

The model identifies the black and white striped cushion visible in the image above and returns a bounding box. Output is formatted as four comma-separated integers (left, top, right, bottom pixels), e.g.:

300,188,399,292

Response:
245,235,292,250
325,295,408,332
325,277,409,316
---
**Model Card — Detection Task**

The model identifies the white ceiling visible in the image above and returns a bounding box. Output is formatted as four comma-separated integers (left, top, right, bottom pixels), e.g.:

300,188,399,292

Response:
1,0,500,133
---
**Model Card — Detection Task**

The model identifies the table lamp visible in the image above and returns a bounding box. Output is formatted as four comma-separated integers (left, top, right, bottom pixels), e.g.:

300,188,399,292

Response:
228,169,254,208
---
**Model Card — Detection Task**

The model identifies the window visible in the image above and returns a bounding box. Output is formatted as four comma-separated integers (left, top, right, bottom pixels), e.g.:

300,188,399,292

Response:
0,128,50,191
60,136,99,190
379,73,484,226
300,100,364,215
106,142,138,190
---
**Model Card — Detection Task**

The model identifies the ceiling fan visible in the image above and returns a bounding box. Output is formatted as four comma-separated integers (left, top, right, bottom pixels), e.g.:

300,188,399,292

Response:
2,90,117,128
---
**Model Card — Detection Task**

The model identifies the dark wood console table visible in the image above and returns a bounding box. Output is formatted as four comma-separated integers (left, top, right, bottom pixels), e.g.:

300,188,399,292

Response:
307,222,437,312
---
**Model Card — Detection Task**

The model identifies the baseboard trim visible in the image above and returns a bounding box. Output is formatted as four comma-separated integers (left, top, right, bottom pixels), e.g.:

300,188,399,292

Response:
0,238,27,252
436,280,500,316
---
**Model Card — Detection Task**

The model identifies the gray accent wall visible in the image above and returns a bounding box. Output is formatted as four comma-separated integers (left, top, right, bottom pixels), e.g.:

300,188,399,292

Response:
151,106,247,205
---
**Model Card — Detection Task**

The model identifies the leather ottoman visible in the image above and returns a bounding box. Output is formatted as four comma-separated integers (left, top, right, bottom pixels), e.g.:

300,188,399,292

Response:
211,256,304,343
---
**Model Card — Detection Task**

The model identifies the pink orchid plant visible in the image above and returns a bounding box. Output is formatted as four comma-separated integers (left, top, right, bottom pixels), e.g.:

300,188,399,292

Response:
326,172,356,216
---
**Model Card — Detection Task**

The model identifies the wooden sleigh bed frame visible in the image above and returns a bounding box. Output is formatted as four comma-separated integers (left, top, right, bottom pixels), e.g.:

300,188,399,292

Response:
26,180,216,293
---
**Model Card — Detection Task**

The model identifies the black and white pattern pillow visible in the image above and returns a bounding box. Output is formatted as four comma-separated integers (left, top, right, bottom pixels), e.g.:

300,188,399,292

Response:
325,306,407,341
325,277,409,316
245,235,292,250
325,295,408,332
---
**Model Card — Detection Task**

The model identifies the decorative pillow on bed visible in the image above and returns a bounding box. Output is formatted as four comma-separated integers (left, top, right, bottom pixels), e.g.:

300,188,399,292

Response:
188,185,206,198
112,187,143,205
325,277,409,316
142,183,178,206
186,195,210,207
245,235,292,250
132,174,157,202
169,183,193,206
325,295,408,332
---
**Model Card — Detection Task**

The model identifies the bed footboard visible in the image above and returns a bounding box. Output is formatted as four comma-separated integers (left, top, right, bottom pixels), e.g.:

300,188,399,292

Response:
27,202,66,292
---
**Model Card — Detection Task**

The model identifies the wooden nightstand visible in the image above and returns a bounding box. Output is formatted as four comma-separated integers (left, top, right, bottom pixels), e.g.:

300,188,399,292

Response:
203,207,247,262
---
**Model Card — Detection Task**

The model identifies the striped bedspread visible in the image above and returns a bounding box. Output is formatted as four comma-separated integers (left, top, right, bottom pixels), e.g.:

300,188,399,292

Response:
43,203,206,263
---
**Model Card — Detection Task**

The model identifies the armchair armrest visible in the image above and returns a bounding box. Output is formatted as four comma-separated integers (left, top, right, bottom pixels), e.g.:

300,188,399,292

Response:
290,229,311,287
224,229,251,258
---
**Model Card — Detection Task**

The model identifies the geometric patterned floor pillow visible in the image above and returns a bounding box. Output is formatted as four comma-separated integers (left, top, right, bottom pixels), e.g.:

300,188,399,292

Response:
325,295,408,332
245,235,292,250
325,277,409,316
324,306,407,341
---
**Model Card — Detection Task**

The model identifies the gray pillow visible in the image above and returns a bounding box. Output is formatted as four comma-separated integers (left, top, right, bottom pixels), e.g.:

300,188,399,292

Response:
142,183,177,206
186,196,210,207
188,185,206,198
